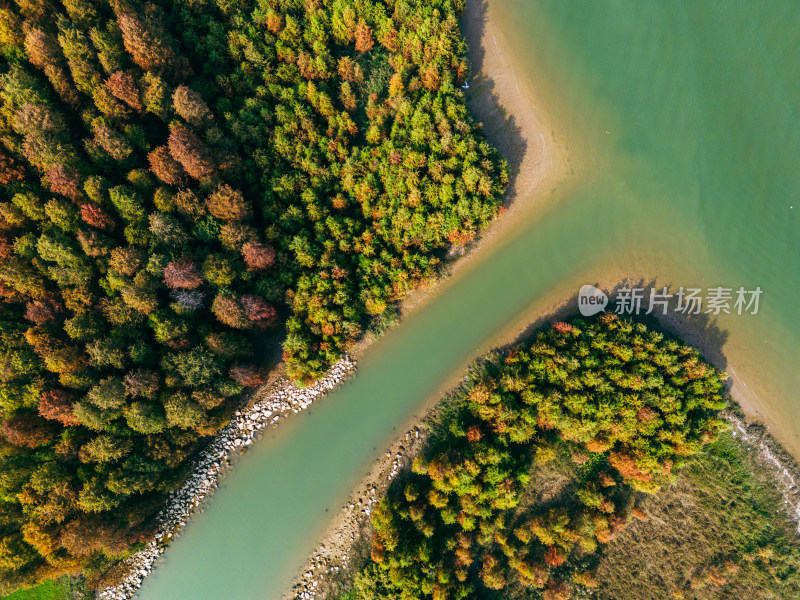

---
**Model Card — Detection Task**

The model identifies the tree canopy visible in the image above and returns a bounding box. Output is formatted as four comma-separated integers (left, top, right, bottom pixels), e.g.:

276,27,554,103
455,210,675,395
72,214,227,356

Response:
0,0,507,591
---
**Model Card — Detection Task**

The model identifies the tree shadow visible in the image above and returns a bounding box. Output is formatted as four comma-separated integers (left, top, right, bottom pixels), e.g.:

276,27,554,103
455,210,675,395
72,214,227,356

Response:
505,279,732,387
461,0,527,208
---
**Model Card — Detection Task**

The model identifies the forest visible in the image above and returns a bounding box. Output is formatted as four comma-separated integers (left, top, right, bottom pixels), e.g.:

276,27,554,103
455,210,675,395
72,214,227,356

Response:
0,0,507,591
342,315,734,600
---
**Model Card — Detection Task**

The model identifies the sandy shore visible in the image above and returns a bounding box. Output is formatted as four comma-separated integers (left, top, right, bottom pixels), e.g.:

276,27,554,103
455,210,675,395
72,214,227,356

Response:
386,0,570,321
288,287,800,600
289,289,800,600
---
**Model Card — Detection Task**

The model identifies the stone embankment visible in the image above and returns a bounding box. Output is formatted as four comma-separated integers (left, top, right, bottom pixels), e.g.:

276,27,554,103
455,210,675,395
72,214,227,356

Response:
96,357,357,600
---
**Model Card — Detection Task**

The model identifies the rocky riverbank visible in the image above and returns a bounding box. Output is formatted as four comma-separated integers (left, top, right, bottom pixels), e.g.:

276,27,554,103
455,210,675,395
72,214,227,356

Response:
95,357,357,600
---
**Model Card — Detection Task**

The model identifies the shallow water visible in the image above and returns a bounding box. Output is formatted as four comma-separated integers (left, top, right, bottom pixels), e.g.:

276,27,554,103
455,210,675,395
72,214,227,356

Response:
135,2,800,598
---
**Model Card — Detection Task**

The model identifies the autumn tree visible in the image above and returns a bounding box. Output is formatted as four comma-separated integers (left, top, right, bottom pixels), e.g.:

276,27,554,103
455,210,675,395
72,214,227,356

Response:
355,20,374,52
0,150,25,185
116,9,175,73
80,202,116,231
172,85,212,127
148,145,187,187
45,164,82,202
38,390,78,426
163,257,202,289
242,241,276,270
206,185,251,221
211,294,249,329
2,412,58,448
240,294,276,328
229,364,266,387
24,297,62,324
106,70,143,110
168,125,214,180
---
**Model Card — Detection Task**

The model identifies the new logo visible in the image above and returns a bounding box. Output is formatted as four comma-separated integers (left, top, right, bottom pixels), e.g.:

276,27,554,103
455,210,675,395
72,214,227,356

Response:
578,285,608,316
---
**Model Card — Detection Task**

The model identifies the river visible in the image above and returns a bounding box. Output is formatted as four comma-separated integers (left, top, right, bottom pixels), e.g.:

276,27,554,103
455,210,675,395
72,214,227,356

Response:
135,2,800,598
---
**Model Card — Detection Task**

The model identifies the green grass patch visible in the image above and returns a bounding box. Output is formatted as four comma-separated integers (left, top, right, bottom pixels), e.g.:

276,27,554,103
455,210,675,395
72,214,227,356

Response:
0,579,68,600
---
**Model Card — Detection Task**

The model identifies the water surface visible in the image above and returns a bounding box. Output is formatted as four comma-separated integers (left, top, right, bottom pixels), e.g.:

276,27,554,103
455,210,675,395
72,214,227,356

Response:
136,2,800,598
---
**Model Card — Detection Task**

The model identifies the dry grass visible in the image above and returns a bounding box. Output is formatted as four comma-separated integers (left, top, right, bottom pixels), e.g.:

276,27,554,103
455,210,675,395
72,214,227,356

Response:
594,431,800,600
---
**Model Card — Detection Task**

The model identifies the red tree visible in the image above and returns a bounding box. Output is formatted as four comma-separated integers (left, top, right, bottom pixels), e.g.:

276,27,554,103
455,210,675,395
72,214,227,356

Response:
24,29,60,69
80,202,116,231
355,20,374,53
240,294,277,328
24,297,62,324
466,425,482,443
544,546,566,568
0,233,13,261
242,242,276,270
551,321,574,334
38,390,78,426
265,12,283,34
45,164,82,202
2,412,58,448
168,125,214,180
106,71,143,111
609,451,653,482
636,407,658,423
61,517,152,557
59,519,101,557
163,257,202,289
0,150,25,185
229,364,267,387
148,145,187,186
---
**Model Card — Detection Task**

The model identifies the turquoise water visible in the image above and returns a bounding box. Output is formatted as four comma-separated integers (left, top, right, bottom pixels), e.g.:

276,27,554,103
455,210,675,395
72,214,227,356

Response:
136,2,800,598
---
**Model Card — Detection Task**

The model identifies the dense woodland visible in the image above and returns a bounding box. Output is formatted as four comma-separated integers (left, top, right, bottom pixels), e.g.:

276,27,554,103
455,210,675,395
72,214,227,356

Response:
0,0,507,591
345,315,731,600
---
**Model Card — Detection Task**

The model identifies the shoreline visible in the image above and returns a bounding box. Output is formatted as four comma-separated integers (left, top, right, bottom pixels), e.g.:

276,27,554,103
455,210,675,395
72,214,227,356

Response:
386,0,570,323
290,1,800,597
287,0,800,595
725,408,800,533
95,0,799,598
95,1,572,597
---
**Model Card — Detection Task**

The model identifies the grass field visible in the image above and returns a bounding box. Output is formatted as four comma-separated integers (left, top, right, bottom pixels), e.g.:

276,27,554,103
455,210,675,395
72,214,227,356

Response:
0,580,68,600
594,430,800,600
0,576,90,600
